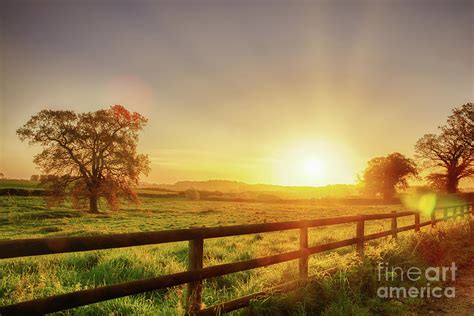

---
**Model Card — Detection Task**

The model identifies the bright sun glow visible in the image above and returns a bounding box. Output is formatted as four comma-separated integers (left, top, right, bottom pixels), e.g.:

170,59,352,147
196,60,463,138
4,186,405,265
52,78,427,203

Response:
303,159,323,176
273,139,357,186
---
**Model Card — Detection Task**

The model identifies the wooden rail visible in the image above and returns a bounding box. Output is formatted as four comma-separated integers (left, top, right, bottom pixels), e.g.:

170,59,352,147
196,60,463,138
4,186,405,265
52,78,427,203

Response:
0,203,472,315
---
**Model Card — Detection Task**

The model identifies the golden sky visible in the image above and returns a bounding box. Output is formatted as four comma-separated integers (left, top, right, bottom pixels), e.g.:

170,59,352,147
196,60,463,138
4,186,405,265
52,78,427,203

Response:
1,1,472,186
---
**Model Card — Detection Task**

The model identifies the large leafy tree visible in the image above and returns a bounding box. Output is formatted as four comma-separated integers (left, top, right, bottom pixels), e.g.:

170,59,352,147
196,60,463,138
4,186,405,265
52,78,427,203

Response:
415,103,473,193
17,105,150,213
361,152,418,200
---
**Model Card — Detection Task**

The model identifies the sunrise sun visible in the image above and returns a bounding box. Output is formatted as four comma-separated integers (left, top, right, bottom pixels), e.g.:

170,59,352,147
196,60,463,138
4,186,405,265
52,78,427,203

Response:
303,159,324,177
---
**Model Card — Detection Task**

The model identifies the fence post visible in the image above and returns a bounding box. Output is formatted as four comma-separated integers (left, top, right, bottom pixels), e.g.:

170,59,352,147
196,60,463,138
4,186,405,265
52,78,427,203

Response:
443,208,448,220
431,209,436,227
415,212,420,232
356,216,365,258
391,211,397,239
461,206,465,218
186,238,204,313
299,225,309,280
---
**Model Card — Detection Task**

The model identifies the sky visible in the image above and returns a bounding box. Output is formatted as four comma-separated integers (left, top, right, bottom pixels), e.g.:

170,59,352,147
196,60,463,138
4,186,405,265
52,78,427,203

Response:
0,0,472,186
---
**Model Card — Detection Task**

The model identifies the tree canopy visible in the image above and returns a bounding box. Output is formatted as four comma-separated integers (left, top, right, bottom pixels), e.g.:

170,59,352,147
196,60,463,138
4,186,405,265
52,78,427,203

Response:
415,103,473,193
17,105,150,212
360,152,418,200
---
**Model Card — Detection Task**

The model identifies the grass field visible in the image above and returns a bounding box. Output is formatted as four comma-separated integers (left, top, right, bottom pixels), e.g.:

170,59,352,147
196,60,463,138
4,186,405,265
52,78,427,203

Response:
0,179,40,190
0,182,472,315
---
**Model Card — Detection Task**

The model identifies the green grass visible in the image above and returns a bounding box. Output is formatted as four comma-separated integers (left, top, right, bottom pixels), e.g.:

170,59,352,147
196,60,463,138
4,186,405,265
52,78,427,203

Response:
0,194,472,315
250,220,474,315
0,179,40,190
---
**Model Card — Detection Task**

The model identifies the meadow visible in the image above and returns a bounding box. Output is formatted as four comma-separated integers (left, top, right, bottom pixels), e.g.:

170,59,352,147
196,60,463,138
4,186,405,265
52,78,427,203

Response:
0,180,472,315
0,179,39,190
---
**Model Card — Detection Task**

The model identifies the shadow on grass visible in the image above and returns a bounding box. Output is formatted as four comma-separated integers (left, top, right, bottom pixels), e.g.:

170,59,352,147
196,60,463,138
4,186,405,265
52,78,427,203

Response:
17,210,83,220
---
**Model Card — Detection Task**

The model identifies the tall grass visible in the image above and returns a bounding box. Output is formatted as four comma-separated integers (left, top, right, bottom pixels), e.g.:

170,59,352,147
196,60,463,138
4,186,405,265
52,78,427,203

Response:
248,220,474,315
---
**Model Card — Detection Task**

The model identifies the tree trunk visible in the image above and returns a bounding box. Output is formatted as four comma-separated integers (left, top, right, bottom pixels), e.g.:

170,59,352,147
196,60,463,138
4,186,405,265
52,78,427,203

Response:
446,173,458,193
383,184,395,201
89,194,99,213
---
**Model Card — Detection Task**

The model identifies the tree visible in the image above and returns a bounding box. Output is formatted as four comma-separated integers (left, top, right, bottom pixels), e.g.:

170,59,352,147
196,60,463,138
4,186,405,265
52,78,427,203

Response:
0,172,4,179
415,103,473,193
30,175,40,182
17,105,150,213
184,188,200,200
445,103,473,148
360,152,418,200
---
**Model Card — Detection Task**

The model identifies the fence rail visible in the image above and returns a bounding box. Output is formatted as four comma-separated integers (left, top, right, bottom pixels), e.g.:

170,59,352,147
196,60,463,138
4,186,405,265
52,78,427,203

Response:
0,203,472,315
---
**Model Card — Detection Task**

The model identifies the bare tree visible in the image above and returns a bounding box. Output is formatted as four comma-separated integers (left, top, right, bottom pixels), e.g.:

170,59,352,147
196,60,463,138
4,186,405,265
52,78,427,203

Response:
415,103,473,193
17,105,150,213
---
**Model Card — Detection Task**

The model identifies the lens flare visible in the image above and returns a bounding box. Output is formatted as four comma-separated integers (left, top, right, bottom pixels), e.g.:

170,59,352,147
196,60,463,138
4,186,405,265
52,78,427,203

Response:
418,193,437,215
402,193,437,216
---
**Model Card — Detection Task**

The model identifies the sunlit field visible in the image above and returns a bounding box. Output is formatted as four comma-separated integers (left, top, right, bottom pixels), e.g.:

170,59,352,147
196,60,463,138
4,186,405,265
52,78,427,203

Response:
1,0,473,314
2,190,467,315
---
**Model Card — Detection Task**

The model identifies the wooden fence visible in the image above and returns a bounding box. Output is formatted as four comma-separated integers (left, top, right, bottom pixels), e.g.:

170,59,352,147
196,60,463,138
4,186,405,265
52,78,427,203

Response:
0,203,473,315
